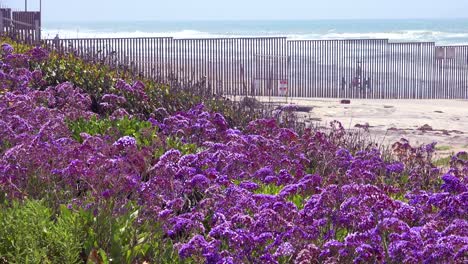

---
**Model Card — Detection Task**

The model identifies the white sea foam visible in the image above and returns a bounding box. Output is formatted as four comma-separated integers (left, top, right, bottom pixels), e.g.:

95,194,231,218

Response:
42,29,230,39
42,28,468,45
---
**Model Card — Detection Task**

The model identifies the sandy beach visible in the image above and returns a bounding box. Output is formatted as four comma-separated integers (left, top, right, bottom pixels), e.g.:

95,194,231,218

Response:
256,97,468,155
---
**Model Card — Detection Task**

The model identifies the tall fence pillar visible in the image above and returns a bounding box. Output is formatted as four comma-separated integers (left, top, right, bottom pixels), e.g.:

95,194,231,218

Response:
34,19,40,43
0,12,4,35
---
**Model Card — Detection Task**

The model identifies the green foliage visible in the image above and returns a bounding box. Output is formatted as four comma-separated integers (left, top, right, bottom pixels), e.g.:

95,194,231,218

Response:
255,183,283,195
29,47,207,116
0,200,84,264
154,137,200,158
0,200,188,264
2,38,274,128
434,156,452,167
76,202,185,264
335,228,349,242
455,152,468,160
67,116,158,146
435,145,452,151
390,193,409,203
35,52,124,96
255,184,307,209
1,37,31,54
287,194,308,210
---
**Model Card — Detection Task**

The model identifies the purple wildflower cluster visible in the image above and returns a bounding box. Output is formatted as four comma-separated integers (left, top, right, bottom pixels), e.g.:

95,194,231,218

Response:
1,43,467,263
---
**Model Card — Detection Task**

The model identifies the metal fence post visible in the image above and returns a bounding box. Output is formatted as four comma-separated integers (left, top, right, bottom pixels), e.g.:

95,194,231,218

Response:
0,12,4,35
34,19,40,43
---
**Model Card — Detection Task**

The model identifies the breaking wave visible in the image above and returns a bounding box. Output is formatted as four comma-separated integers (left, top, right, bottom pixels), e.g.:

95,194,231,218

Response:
42,28,468,45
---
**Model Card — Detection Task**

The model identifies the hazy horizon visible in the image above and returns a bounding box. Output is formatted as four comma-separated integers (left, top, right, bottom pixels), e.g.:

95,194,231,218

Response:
42,17,468,23
2,0,468,22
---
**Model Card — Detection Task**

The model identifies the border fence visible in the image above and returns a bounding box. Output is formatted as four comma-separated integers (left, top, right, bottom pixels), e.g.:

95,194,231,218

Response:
43,37,468,99
0,8,41,44
1,4,466,99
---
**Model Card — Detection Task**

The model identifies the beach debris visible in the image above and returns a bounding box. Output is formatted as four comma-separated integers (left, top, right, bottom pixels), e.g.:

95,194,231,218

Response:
450,130,464,134
296,106,314,112
355,123,373,131
434,110,444,113
384,105,394,109
340,99,351,104
277,104,298,111
417,124,433,132
239,97,262,109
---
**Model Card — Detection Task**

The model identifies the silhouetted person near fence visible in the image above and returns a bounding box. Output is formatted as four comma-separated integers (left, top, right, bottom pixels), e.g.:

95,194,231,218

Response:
53,34,60,49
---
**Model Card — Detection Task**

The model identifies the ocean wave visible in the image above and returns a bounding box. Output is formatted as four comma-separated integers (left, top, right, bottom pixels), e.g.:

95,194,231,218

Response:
42,29,221,39
42,28,468,45
283,30,468,43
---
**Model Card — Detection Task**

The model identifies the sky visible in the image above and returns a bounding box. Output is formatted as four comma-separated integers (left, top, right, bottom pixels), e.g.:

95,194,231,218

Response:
2,0,468,21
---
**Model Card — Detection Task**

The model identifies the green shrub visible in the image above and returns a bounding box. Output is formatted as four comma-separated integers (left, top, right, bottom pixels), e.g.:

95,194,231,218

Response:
67,116,158,146
0,200,189,264
3,38,274,128
154,136,200,158
76,202,187,264
434,156,452,167
0,200,84,264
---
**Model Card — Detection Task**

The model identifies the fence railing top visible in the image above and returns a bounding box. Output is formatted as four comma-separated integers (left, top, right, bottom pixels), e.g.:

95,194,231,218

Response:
44,36,289,41
42,36,468,47
435,44,468,48
388,41,439,46
44,37,174,41
287,38,389,43
172,37,288,40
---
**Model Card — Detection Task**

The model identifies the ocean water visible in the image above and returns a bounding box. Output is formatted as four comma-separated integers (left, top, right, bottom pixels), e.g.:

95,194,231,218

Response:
42,19,468,45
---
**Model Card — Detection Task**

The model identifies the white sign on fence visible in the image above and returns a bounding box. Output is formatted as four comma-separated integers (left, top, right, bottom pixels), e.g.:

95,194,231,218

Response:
278,79,288,96
446,47,456,60
435,47,445,60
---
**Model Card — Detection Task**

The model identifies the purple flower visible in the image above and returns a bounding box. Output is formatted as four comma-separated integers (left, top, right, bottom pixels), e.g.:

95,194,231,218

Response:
274,242,295,258
239,181,259,191
279,184,299,198
101,93,127,105
441,173,467,194
113,136,137,148
115,79,133,92
31,70,43,82
158,209,173,218
28,46,49,61
132,80,145,91
101,189,112,199
1,43,14,55
190,174,211,189
336,148,353,167
424,142,437,153
354,243,375,262
386,162,404,174
124,174,140,191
